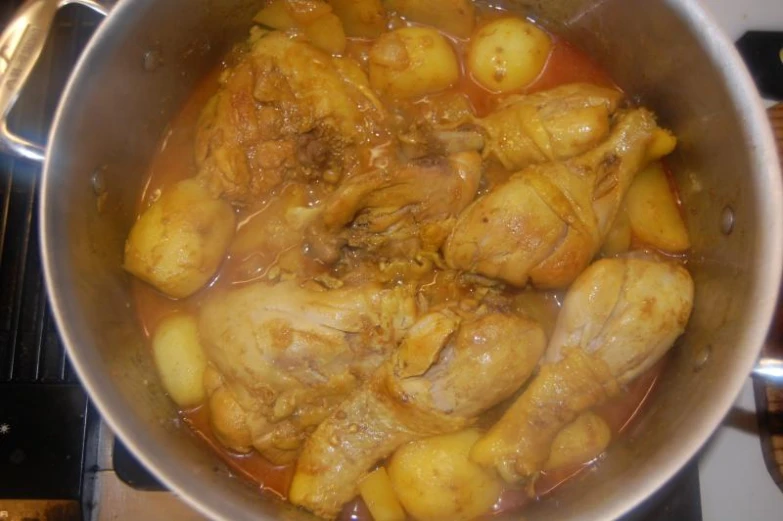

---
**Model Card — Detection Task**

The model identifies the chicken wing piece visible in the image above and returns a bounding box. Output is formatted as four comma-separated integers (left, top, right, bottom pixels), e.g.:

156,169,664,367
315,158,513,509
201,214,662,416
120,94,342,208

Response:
479,83,623,171
470,257,694,482
195,30,387,204
444,108,665,289
198,280,416,464
308,151,482,261
289,311,546,518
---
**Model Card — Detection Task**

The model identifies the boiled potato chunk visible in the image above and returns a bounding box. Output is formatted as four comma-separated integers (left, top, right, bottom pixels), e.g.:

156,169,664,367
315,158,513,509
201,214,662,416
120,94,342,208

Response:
303,12,347,54
544,411,611,470
388,429,501,521
383,0,474,38
254,0,297,29
626,162,691,253
330,0,386,37
152,314,208,408
254,0,347,54
255,0,332,27
369,27,459,99
124,179,236,299
358,467,406,521
285,0,334,24
209,385,253,453
467,18,551,93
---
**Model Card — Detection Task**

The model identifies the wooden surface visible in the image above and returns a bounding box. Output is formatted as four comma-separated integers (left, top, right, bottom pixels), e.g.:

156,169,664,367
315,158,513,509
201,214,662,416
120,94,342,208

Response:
756,102,783,493
771,103,783,160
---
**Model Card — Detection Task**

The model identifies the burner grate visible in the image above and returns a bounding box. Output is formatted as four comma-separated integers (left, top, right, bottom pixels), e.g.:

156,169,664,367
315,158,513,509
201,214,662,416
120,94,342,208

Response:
0,2,101,384
0,2,102,512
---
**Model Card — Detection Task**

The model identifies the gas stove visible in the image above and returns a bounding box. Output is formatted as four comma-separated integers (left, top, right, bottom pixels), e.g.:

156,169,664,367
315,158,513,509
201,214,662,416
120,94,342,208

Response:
0,0,781,520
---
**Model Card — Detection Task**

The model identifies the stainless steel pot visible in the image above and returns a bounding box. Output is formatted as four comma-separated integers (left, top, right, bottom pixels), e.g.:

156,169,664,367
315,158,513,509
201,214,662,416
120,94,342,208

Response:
1,0,781,519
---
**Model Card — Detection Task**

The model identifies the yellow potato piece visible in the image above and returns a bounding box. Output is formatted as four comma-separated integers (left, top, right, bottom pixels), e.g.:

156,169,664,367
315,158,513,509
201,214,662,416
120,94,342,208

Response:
388,429,501,521
254,0,349,55
123,179,236,299
285,0,334,24
152,314,208,408
626,162,691,253
304,12,347,54
358,468,407,521
330,0,386,37
544,411,611,470
383,0,475,38
209,386,253,453
467,17,551,93
254,0,297,29
369,27,459,99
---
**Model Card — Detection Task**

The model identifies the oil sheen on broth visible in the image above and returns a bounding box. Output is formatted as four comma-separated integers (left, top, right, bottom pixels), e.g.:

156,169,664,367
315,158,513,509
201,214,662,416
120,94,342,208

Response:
130,5,688,520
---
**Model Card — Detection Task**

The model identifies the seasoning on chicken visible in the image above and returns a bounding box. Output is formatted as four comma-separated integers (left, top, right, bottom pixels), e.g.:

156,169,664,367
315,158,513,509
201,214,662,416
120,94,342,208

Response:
308,151,482,262
444,108,673,289
289,311,546,518
198,280,417,464
470,257,694,482
478,83,623,170
194,30,387,204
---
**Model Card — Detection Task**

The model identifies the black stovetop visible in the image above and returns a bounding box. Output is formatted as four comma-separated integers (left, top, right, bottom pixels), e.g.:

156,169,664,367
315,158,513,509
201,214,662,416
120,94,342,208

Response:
0,2,702,520
0,2,103,518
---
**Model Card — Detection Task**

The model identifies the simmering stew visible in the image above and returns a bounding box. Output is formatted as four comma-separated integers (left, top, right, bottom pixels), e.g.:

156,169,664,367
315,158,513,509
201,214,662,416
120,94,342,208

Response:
124,1,694,519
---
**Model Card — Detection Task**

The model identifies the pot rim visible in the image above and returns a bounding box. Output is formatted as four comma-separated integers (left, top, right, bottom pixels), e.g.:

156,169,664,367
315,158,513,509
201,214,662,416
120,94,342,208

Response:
38,0,783,520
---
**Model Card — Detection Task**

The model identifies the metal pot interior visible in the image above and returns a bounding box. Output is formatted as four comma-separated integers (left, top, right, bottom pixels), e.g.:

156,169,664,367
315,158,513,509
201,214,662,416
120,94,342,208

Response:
39,0,782,520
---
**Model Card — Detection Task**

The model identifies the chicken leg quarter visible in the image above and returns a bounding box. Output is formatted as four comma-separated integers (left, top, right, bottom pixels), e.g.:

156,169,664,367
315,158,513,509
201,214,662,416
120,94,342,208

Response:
470,257,694,482
198,281,416,464
444,109,670,289
478,83,623,170
289,311,546,518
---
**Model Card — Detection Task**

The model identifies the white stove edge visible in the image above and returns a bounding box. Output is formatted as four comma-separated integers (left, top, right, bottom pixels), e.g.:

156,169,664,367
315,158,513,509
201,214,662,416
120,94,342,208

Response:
697,1,783,519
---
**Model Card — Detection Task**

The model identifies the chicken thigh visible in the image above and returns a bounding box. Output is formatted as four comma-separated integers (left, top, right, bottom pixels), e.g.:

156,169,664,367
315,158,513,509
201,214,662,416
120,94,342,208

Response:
289,310,546,518
479,83,623,170
195,30,387,204
198,280,416,463
470,257,694,482
444,108,669,289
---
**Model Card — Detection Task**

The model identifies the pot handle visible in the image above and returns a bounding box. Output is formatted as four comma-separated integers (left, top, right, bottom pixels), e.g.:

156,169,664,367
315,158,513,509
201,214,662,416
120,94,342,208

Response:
0,0,112,162
753,357,783,384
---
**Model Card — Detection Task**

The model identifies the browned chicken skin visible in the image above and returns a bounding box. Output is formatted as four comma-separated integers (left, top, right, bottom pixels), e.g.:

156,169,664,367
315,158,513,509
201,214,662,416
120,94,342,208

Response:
444,108,661,289
198,280,416,464
308,151,483,261
479,83,623,170
289,310,546,518
195,31,387,204
470,257,694,482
